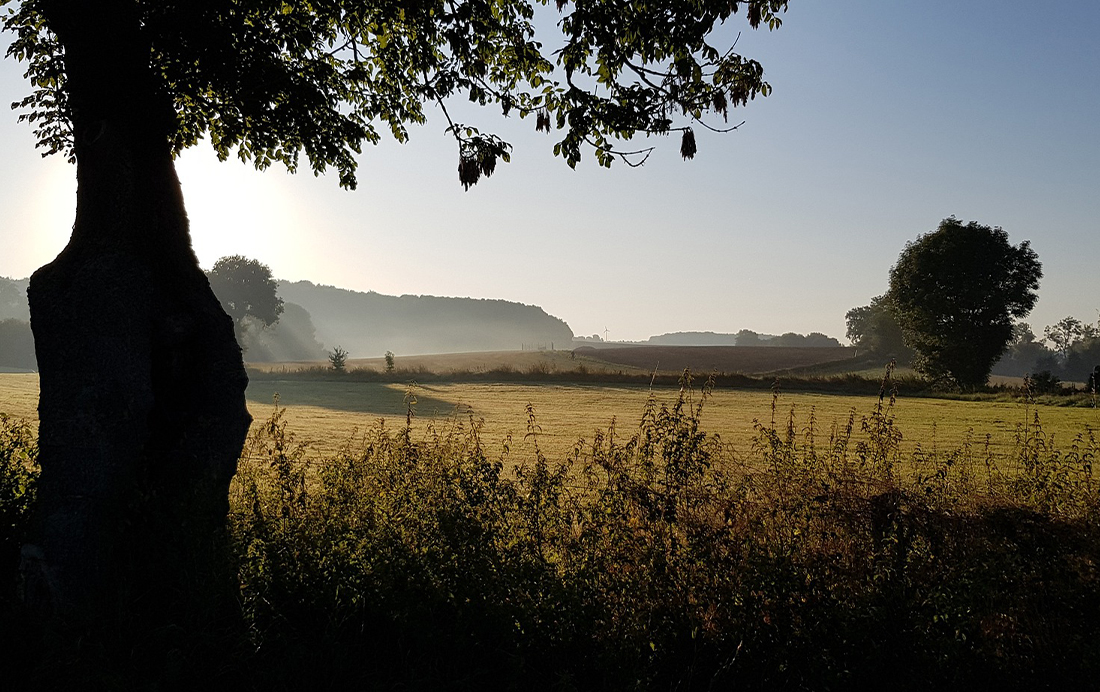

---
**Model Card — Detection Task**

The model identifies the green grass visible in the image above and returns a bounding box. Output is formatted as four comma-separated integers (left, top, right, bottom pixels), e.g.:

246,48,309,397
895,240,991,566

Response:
240,378,1100,466
2,374,1100,690
3,372,1098,466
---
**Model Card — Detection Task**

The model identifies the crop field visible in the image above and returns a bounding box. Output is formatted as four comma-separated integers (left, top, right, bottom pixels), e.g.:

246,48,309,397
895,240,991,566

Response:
3,372,1097,468
574,344,856,374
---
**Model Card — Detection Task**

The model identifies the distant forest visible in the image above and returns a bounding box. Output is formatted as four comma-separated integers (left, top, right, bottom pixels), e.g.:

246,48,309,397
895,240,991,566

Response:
0,276,576,368
641,330,843,348
278,281,575,359
9,273,1087,382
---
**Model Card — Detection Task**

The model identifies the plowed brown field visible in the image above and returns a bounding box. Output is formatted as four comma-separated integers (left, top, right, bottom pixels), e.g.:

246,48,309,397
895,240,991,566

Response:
574,345,856,374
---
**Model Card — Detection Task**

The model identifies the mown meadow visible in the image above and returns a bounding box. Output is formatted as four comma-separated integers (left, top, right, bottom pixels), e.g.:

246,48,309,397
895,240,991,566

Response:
1,368,1099,689
3,370,1098,464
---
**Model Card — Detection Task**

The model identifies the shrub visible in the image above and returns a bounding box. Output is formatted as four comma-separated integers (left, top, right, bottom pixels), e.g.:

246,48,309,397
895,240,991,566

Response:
1027,370,1062,395
0,415,37,583
328,345,348,372
227,379,1100,690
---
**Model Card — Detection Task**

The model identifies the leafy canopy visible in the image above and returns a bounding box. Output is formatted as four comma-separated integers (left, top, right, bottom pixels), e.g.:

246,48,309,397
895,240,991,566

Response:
844,294,912,361
207,255,284,331
3,0,788,189
887,217,1041,389
1044,316,1096,361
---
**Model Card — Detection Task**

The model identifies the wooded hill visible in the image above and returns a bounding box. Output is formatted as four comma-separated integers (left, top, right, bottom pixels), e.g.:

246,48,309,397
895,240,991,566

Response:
0,276,576,366
277,280,574,359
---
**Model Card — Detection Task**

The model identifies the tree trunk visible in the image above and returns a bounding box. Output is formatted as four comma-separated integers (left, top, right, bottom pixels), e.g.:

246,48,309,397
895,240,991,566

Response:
20,0,252,644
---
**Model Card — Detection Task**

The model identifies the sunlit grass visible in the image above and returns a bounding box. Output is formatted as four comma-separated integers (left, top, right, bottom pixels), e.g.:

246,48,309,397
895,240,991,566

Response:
2,373,1097,467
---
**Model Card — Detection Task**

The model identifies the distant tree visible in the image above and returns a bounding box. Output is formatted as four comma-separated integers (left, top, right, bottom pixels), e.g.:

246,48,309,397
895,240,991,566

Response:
1063,335,1100,383
994,322,1056,378
384,351,395,373
1012,322,1039,346
1044,316,1087,361
0,319,36,370
771,332,807,347
998,317,1100,383
329,346,349,373
240,302,326,362
845,295,912,361
888,217,1042,389
804,332,842,348
207,256,285,344
736,329,762,347
1027,370,1063,395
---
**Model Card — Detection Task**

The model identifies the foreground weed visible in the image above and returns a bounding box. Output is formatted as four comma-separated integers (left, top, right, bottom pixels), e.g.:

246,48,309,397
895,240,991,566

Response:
0,414,37,583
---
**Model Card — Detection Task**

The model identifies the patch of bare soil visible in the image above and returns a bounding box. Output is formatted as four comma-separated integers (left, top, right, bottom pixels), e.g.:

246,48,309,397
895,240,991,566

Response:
573,345,857,375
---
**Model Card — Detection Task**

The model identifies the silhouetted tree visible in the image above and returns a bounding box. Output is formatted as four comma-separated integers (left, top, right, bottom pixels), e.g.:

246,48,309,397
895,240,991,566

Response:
804,332,842,348
329,346,349,372
993,322,1055,378
239,301,325,362
845,295,912,361
206,255,284,345
888,218,1042,389
1043,316,1092,362
736,329,762,346
1027,370,1063,395
771,332,806,347
3,0,791,643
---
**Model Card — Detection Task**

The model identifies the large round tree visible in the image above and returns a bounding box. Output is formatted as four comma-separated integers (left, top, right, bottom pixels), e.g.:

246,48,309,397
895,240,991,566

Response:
887,217,1042,389
207,255,285,344
2,0,791,639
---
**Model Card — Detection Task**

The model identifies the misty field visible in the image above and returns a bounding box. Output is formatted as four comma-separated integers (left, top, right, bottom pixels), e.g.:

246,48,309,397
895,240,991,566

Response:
2,372,1097,466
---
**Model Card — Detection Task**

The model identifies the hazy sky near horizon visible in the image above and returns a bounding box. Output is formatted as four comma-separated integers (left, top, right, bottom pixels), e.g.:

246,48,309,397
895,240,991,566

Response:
1,1,1097,345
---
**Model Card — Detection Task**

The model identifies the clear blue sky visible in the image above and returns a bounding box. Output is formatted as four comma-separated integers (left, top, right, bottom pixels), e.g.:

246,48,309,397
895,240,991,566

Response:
1,0,1097,343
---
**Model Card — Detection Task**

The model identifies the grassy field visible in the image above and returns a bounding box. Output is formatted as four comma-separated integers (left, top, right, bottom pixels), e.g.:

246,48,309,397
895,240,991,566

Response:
3,372,1097,467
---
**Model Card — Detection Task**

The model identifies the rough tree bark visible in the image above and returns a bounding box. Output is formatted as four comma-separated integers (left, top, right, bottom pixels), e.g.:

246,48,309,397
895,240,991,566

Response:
19,0,252,635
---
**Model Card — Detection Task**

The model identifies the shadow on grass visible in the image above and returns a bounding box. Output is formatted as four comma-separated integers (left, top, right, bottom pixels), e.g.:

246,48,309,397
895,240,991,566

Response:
246,379,466,418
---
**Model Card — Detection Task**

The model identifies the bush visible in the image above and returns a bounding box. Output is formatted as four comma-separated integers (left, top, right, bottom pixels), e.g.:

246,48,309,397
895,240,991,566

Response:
328,345,348,372
1027,370,1062,394
227,380,1100,690
4,380,1099,689
0,415,37,583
